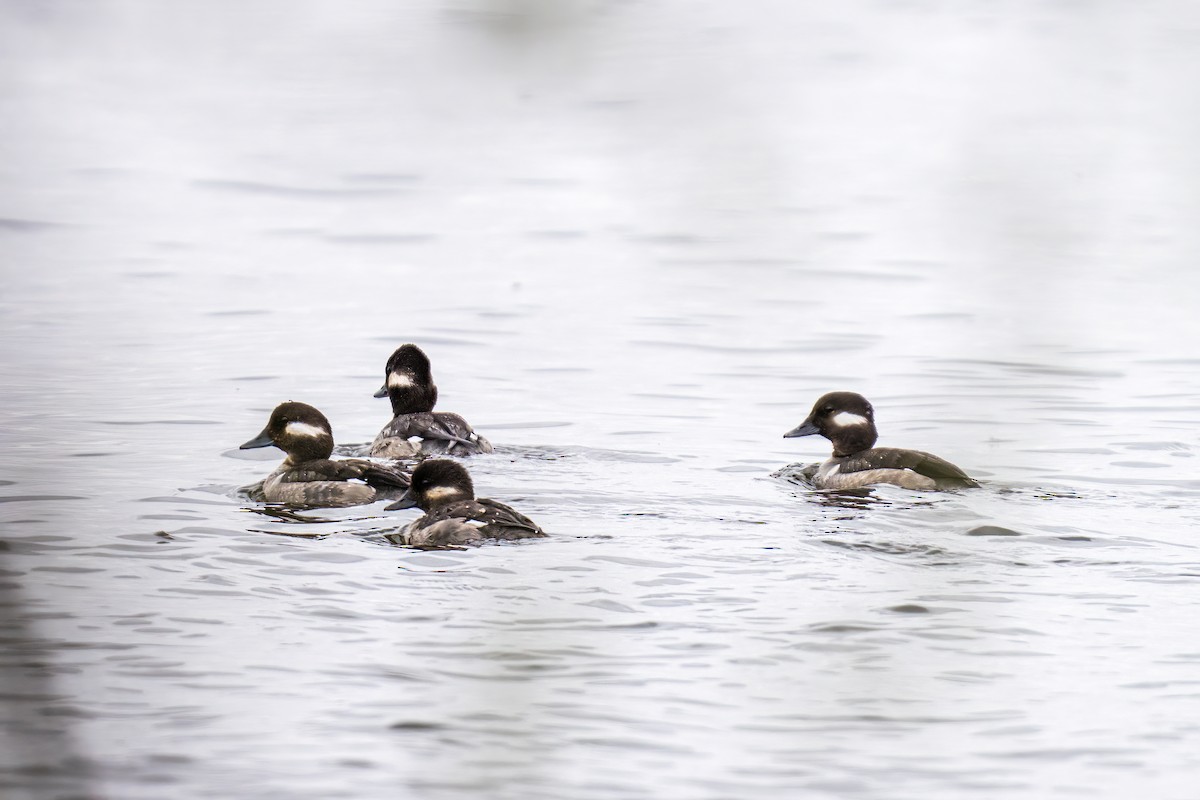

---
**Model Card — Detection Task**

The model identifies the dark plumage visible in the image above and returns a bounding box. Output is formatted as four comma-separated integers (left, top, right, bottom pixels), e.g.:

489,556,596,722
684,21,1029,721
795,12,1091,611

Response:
783,391,978,491
240,401,410,507
370,344,493,458
384,459,546,547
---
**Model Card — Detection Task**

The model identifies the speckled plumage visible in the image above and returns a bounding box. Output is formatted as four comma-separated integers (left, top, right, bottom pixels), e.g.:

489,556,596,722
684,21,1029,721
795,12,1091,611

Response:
241,401,410,507
785,391,978,491
370,344,493,458
370,411,492,459
385,459,545,548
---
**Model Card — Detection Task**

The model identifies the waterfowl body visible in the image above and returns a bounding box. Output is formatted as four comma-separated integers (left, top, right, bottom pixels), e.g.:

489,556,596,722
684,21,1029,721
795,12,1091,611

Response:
783,391,978,491
241,401,410,507
370,344,493,459
385,459,545,547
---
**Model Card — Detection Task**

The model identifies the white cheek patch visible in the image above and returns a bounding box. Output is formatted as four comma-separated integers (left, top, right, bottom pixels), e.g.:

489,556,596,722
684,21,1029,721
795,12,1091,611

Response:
285,421,328,439
829,412,869,428
424,486,464,503
388,371,416,389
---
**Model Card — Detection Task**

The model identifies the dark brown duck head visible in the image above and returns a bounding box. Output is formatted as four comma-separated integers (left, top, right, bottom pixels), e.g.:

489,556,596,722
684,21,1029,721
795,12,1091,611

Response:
374,343,438,416
240,401,335,463
385,459,475,512
784,391,879,457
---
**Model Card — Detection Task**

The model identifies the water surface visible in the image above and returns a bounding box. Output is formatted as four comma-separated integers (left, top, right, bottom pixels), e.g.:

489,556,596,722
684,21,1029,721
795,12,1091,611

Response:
2,3,1199,799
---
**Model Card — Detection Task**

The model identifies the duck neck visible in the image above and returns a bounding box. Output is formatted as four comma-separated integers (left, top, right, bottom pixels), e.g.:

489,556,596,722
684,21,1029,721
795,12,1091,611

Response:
830,426,877,458
388,384,438,416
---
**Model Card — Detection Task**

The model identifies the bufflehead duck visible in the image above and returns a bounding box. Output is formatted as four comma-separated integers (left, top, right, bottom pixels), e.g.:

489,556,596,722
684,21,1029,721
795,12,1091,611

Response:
385,459,545,547
783,391,978,491
240,401,410,507
370,344,494,459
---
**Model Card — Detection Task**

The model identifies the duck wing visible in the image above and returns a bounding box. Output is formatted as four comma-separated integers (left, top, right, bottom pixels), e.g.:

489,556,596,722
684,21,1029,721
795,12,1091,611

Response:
472,498,545,538
339,459,411,489
375,412,491,454
272,459,348,484
425,499,545,539
842,448,978,487
424,412,493,454
287,458,410,489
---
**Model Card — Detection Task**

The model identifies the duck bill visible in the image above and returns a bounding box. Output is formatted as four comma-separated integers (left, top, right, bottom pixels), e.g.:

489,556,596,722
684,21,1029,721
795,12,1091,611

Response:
783,419,819,438
385,489,418,511
373,385,388,398
239,428,276,449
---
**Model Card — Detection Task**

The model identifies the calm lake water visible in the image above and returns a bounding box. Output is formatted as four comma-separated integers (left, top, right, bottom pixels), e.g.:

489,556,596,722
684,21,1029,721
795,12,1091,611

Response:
3,2,1199,798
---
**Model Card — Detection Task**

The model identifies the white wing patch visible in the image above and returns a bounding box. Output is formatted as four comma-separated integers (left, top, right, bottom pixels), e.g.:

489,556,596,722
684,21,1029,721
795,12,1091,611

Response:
829,412,869,428
388,371,416,389
464,519,488,528
285,421,328,439
407,435,424,444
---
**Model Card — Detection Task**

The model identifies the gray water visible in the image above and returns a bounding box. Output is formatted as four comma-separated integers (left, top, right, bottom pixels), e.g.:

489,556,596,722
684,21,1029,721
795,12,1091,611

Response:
3,2,1200,798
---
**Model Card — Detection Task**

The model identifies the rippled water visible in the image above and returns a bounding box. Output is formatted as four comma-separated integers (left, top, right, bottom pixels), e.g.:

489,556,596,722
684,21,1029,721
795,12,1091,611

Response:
3,3,1200,799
